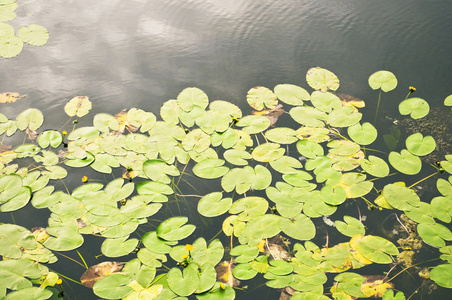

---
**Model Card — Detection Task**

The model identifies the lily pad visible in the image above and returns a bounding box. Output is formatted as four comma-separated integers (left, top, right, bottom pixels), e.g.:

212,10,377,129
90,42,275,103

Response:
247,86,278,110
347,122,377,145
252,142,285,162
297,139,324,159
399,98,429,119
167,264,200,296
368,71,397,92
93,273,134,299
223,149,252,166
430,263,452,288
0,35,23,58
327,106,362,128
235,115,270,134
193,158,229,179
335,216,365,237
310,91,342,113
360,155,390,178
37,130,63,148
17,24,49,46
290,106,327,128
388,149,422,175
177,87,208,112
279,213,316,240
64,96,92,117
265,127,298,144
16,108,44,131
306,67,340,92
198,192,232,217
274,84,310,106
156,217,196,241
382,183,420,211
405,133,435,156
355,235,399,264
417,222,452,248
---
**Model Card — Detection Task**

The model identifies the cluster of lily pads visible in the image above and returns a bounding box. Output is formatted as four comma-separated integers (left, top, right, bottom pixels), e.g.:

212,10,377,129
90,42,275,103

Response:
0,0,49,58
1,67,452,299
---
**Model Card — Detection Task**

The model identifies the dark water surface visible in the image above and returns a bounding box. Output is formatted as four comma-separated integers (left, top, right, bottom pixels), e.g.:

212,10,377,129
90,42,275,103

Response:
1,0,452,299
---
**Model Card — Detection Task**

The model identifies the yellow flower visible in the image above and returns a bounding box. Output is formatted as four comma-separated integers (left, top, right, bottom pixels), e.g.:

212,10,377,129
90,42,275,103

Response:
62,130,68,135
186,244,194,251
56,278,62,285
219,282,225,289
182,254,189,259
82,176,88,183
409,86,416,92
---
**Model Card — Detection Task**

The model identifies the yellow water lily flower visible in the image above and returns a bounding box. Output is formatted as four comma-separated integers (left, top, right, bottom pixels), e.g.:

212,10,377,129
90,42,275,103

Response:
82,176,88,183
186,244,194,251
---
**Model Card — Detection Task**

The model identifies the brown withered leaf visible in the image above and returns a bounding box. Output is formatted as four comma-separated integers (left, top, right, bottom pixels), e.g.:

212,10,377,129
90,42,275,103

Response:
258,234,291,261
361,275,394,298
114,110,138,134
337,93,365,112
80,261,124,288
252,104,285,126
0,92,26,103
215,260,240,287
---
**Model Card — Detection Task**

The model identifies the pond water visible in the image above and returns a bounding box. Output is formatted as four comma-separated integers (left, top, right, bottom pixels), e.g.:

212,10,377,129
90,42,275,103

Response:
1,0,452,299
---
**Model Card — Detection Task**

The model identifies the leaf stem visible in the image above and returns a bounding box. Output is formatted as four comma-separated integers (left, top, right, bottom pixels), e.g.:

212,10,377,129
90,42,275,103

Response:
408,172,438,189
374,89,382,124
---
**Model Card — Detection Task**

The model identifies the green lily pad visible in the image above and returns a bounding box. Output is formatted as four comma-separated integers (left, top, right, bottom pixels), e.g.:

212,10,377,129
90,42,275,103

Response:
274,84,310,106
310,91,342,113
279,213,316,240
209,100,242,118
229,196,268,221
430,263,452,288
0,186,31,212
327,106,362,128
223,149,252,166
265,127,298,144
101,236,139,258
382,183,420,211
221,166,271,194
167,264,200,297
177,87,208,112
143,159,180,183
65,151,95,167
431,196,452,223
235,115,271,134
156,217,196,241
0,259,49,296
211,128,238,149
44,224,84,251
0,35,23,58
388,149,422,175
0,4,17,22
306,67,340,92
196,263,216,293
160,99,182,125
142,231,177,254
266,182,299,206
93,273,134,299
290,106,327,128
233,262,258,280
252,142,285,162
17,24,49,46
37,130,63,148
404,202,435,224
230,245,259,263
247,86,278,110
193,158,229,179
64,96,92,117
399,98,429,119
338,172,373,198
0,174,22,203
16,108,43,131
270,156,303,174
405,133,435,156
93,113,119,132
182,129,211,153
417,222,452,248
137,181,173,196
196,283,236,299
347,122,377,145
335,216,365,237
0,224,36,259
444,94,452,108
191,238,224,267
360,155,390,178
296,139,324,159
368,70,397,92
198,192,232,217
437,177,452,197
355,235,399,264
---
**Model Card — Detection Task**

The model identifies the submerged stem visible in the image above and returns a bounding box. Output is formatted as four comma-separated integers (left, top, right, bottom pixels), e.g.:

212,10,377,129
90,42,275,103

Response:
408,172,438,189
374,89,382,124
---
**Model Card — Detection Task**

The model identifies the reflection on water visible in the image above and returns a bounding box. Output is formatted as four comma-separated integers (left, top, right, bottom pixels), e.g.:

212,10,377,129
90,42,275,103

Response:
1,0,452,299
